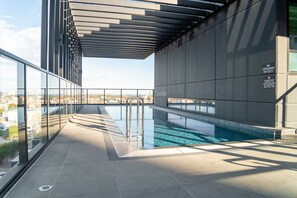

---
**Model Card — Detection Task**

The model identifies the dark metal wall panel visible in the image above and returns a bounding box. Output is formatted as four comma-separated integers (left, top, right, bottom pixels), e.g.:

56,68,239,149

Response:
215,0,276,79
154,0,279,127
167,44,186,85
54,0,60,75
41,0,49,71
48,0,56,73
167,84,185,98
155,53,167,86
185,28,216,82
186,81,216,99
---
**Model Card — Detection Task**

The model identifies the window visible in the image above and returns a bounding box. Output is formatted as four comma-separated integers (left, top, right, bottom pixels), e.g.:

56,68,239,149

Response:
289,2,297,72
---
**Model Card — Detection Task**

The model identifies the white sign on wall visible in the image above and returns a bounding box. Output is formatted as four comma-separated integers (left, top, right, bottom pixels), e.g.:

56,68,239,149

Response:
263,76,275,89
262,63,275,74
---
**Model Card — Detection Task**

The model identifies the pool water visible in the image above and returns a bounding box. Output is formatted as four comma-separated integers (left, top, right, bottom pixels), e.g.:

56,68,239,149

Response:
105,106,262,149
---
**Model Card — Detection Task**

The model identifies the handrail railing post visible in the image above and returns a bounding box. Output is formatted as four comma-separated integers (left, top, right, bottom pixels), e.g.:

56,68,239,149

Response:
142,98,144,146
86,89,88,104
129,101,132,139
121,89,123,104
104,89,106,104
126,98,129,137
137,99,139,135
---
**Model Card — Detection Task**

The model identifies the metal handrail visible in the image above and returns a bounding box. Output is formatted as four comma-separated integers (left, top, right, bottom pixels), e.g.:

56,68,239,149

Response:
125,97,144,143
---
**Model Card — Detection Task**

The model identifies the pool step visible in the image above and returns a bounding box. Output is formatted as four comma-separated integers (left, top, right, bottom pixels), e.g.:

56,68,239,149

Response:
277,128,297,139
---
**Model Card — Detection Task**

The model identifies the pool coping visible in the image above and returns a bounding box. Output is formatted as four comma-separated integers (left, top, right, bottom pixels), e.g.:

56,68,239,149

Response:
99,106,286,158
152,105,297,138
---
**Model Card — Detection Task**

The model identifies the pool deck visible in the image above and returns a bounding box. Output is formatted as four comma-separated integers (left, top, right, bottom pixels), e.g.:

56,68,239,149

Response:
5,105,297,198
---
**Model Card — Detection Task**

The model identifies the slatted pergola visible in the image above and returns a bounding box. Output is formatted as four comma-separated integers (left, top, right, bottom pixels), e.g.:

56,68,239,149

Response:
68,0,229,59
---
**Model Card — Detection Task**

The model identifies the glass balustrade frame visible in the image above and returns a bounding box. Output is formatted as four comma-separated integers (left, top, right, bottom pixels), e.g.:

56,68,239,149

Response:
0,48,154,195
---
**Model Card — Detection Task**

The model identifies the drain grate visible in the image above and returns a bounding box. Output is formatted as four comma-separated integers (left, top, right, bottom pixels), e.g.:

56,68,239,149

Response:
39,185,53,192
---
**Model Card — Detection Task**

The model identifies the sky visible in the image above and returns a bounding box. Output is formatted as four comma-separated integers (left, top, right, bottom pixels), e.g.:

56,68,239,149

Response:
0,0,154,89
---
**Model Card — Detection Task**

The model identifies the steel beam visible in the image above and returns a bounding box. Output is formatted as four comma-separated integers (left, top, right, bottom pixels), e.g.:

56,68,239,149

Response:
67,0,228,59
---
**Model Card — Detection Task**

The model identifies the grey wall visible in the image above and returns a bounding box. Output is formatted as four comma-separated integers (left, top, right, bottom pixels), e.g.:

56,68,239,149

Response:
154,0,278,127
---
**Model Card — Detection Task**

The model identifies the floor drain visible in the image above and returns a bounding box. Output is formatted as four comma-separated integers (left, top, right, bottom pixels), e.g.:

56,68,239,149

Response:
39,185,53,192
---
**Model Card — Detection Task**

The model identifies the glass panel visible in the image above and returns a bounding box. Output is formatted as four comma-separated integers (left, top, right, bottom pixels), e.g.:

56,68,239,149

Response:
41,73,48,143
186,99,196,111
87,89,104,104
0,55,23,181
207,101,216,114
289,52,297,72
68,83,73,116
138,90,154,104
74,86,77,112
72,84,75,114
181,99,187,109
200,101,207,113
72,85,75,113
78,87,82,110
168,98,183,109
60,80,67,128
105,90,121,104
289,3,297,50
122,90,137,103
27,68,47,153
48,75,60,139
168,98,215,115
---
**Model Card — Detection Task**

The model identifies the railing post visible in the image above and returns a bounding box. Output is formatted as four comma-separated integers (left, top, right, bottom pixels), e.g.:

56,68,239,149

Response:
86,89,88,104
18,63,28,165
129,101,132,139
121,89,123,104
104,89,106,104
152,89,154,104
282,97,286,128
126,99,129,137
137,99,139,134
45,74,49,143
143,99,145,146
80,88,83,107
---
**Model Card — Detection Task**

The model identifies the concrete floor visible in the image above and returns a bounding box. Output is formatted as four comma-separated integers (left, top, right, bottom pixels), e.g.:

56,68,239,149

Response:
5,105,297,198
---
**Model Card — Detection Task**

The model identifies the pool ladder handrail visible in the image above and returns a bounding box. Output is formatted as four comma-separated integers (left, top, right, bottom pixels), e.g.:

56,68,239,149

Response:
125,97,144,143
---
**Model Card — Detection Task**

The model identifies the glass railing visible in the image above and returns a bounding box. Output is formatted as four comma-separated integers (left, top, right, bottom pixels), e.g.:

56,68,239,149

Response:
0,49,83,193
0,48,154,194
168,98,216,115
82,88,154,105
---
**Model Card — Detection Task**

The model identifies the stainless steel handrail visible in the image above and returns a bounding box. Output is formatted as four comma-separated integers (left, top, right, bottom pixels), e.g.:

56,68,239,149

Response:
125,97,144,144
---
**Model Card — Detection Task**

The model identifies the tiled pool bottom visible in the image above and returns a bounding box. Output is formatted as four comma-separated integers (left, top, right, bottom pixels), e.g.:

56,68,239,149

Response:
104,106,270,150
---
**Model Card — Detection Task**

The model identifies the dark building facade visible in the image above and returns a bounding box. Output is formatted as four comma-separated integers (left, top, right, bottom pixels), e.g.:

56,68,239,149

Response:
154,0,297,128
41,0,83,86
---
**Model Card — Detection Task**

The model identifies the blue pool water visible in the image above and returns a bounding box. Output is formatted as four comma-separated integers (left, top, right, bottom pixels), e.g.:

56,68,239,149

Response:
104,106,263,149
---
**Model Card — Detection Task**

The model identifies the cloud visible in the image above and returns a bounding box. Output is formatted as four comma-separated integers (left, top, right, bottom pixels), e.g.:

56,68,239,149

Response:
0,20,41,66
96,72,117,78
3,15,14,20
82,72,119,88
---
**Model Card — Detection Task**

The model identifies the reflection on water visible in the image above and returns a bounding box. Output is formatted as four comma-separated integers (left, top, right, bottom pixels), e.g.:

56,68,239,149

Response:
105,106,261,150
